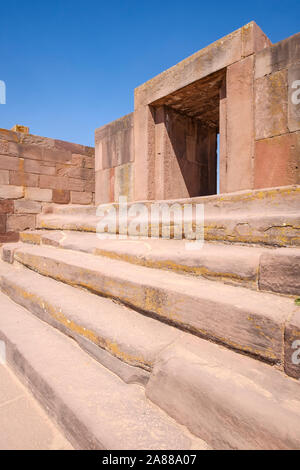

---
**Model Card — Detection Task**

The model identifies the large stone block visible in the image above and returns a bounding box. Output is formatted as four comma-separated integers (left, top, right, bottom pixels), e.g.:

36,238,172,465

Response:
14,200,42,214
95,169,113,204
9,171,39,187
95,114,134,171
0,185,24,199
114,163,134,202
255,70,288,140
259,249,300,295
24,159,56,176
285,311,300,380
70,191,93,205
0,170,9,185
254,133,300,188
0,155,21,171
52,189,71,204
255,32,300,79
7,214,36,231
71,153,94,169
0,232,19,243
226,55,254,191
24,187,53,202
0,200,14,214
40,175,68,190
0,214,6,233
241,22,272,58
288,63,300,132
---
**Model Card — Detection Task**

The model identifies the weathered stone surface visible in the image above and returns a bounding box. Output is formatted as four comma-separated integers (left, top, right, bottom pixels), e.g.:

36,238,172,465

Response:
25,187,52,202
114,163,133,201
0,215,6,233
288,63,300,132
95,169,113,204
11,125,30,134
0,185,24,199
0,232,19,243
12,244,296,364
255,32,300,79
0,155,21,171
52,189,70,204
71,153,94,169
40,175,67,190
0,291,205,450
226,55,254,191
241,21,272,58
9,171,39,187
146,336,300,449
259,248,300,295
70,191,93,205
254,132,300,188
0,170,9,185
7,214,36,231
285,310,300,380
14,200,42,214
255,70,288,139
24,159,55,176
95,114,134,171
0,200,14,214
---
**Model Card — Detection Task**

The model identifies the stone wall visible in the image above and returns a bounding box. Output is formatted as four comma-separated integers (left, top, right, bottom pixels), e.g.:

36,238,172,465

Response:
94,23,300,204
254,33,300,188
0,127,95,242
95,114,134,204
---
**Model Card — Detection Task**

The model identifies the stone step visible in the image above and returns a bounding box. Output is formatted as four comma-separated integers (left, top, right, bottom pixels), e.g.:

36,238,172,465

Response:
3,242,299,371
0,261,181,385
36,211,300,247
145,334,300,450
43,185,300,216
19,229,300,294
37,185,300,247
0,291,207,450
1,288,300,450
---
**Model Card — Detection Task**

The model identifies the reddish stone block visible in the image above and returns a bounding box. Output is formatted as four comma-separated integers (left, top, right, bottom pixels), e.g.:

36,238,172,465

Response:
0,170,9,185
0,128,19,143
70,191,93,205
0,155,21,171
0,200,14,214
40,175,68,190
14,200,42,214
9,171,39,187
288,63,300,132
24,159,55,176
71,154,94,169
6,214,36,231
0,140,9,154
67,178,86,192
95,169,111,204
254,132,300,188
226,55,255,191
0,232,19,243
56,165,93,180
43,147,72,164
255,70,288,140
52,189,70,204
0,214,6,233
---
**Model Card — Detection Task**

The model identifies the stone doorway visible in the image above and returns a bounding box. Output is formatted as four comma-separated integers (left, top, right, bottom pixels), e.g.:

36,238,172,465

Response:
150,68,225,200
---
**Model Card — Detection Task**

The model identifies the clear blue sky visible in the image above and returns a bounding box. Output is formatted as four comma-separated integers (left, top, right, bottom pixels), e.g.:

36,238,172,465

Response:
1,0,299,147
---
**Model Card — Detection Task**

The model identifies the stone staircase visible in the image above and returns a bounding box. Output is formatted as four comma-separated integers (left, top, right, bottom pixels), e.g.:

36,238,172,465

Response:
0,185,300,450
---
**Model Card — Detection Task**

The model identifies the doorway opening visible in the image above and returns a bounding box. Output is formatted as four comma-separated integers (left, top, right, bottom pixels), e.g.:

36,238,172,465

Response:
151,69,225,200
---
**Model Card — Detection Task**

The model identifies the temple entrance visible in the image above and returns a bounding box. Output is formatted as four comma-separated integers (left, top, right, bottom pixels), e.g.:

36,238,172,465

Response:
150,69,225,200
